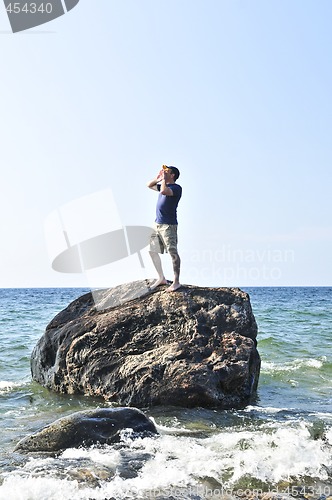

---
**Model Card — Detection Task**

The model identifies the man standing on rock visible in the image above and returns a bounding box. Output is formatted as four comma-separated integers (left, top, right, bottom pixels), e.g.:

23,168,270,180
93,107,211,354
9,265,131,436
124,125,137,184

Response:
147,165,182,292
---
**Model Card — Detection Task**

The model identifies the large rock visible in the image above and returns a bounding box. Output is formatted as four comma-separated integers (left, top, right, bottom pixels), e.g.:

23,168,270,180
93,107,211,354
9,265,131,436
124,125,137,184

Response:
14,407,158,453
31,281,260,409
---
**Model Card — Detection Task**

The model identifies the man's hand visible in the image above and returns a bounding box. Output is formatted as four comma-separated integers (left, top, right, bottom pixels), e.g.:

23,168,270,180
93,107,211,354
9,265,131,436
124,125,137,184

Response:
147,169,164,190
147,165,173,193
156,169,164,182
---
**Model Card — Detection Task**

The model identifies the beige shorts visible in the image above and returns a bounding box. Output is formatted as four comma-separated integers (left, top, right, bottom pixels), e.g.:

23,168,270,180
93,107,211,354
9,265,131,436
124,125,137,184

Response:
150,223,178,254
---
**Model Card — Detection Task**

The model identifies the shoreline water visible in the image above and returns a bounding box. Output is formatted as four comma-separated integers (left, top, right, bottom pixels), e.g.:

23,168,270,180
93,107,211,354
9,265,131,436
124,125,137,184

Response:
0,286,331,499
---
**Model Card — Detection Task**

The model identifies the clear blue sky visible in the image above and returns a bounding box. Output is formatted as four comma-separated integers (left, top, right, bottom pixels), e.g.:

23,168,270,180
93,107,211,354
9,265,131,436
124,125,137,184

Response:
0,0,331,288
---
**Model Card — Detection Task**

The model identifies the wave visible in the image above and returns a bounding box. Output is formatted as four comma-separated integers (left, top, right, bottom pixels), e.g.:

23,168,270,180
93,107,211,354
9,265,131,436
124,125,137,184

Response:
243,405,297,415
261,357,327,373
0,380,24,395
1,419,331,499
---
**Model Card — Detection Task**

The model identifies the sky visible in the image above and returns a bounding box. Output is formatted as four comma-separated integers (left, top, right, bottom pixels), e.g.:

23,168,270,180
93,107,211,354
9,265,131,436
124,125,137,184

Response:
0,0,331,288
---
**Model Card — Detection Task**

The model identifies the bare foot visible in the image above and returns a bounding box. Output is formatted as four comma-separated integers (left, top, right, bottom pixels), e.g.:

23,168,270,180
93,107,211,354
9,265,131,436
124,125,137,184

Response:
166,282,182,292
150,277,168,289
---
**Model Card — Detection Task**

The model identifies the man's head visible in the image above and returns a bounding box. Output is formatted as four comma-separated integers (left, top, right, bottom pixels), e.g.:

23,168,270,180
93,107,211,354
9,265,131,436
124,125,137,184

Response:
167,166,180,181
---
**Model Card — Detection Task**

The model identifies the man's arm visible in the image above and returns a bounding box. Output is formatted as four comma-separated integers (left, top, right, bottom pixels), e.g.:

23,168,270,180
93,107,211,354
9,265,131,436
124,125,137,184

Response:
147,168,171,193
159,178,174,196
147,177,160,191
147,168,174,196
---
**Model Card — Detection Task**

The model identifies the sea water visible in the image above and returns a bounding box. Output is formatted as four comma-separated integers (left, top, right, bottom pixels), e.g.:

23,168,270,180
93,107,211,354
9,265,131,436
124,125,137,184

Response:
0,287,331,499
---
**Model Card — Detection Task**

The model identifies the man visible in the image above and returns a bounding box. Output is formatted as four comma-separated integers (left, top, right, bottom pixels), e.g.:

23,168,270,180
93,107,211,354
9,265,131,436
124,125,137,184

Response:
147,165,182,292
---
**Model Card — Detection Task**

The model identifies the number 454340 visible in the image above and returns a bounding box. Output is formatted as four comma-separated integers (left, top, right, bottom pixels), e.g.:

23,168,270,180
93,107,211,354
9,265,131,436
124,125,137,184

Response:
6,3,53,14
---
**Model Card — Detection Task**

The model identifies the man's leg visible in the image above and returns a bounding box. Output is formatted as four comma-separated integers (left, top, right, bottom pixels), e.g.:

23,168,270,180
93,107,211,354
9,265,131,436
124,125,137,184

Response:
149,226,168,288
149,250,168,288
167,251,181,292
160,224,181,292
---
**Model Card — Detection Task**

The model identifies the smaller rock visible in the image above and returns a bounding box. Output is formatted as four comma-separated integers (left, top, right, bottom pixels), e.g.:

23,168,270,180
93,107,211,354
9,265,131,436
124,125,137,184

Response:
14,407,158,453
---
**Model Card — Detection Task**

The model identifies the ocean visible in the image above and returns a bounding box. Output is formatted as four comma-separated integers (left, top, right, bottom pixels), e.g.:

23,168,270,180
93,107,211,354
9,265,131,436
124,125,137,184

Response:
0,287,331,500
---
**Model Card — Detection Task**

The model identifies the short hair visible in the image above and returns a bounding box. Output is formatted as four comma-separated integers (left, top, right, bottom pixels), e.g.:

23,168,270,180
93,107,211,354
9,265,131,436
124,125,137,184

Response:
169,166,180,181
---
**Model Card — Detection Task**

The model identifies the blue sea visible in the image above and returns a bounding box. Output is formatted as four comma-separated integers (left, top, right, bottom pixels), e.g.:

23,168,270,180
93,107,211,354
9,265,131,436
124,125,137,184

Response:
0,287,331,499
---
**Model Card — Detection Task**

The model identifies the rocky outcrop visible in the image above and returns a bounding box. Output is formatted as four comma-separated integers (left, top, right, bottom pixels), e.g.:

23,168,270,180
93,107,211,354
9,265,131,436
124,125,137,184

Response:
15,407,158,453
31,281,260,409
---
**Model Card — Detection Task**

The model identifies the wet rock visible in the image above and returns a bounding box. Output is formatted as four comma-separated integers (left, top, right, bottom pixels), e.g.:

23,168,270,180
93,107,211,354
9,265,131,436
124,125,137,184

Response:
14,407,157,453
31,281,260,409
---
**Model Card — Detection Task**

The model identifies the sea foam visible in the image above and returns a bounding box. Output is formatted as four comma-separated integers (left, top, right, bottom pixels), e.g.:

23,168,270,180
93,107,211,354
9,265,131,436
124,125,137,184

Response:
261,357,325,373
1,419,331,500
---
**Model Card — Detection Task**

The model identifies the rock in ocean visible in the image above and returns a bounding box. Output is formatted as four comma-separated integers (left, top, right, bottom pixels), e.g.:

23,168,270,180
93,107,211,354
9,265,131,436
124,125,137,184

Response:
14,407,158,453
31,281,260,409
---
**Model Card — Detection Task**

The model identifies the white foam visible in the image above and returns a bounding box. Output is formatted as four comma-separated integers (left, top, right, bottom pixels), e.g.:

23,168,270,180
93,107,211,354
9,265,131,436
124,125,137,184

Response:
0,380,21,394
61,445,122,468
309,411,332,420
1,421,331,499
325,427,332,445
206,421,332,485
261,357,325,373
147,417,195,435
243,405,293,414
0,476,82,500
0,380,17,389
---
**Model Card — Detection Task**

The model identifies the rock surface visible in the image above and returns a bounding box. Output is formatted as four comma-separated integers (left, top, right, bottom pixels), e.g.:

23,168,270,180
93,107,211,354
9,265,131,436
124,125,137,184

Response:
15,407,158,453
31,281,260,409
